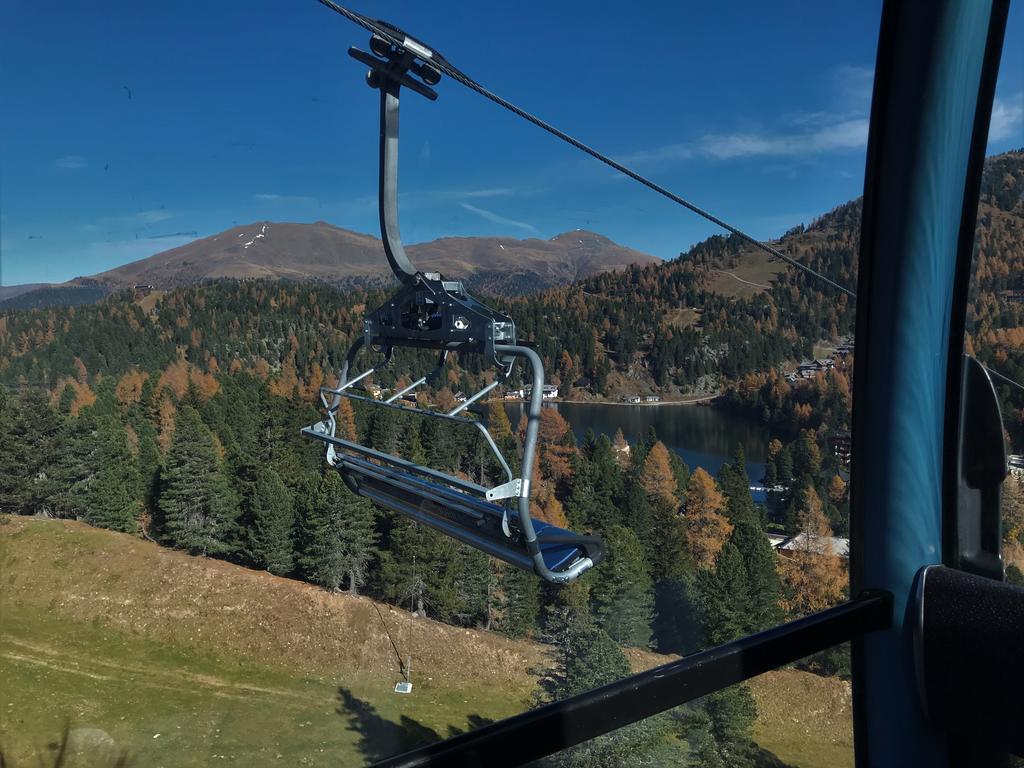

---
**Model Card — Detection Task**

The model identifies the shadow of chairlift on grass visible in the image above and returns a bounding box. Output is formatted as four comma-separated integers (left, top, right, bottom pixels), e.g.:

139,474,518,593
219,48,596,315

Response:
337,687,495,764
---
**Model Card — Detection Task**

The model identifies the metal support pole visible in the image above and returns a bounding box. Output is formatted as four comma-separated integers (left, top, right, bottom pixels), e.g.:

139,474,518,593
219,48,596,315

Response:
378,81,419,285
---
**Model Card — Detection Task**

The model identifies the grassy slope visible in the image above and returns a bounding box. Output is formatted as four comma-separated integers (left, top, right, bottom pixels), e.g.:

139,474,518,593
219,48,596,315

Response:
0,518,541,766
703,250,788,299
749,670,853,768
1,518,853,767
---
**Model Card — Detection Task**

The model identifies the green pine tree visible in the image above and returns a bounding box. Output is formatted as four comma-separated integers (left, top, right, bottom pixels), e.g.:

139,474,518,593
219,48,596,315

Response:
590,525,654,647
0,391,62,516
80,417,141,532
649,494,693,582
703,685,758,768
298,472,378,593
719,452,783,632
652,575,705,655
337,487,380,594
494,561,540,638
368,406,400,455
57,384,77,415
697,543,752,646
48,410,96,519
535,617,676,768
246,467,295,575
156,406,239,556
618,476,654,555
454,547,495,628
133,418,162,511
777,445,794,483
561,626,630,696
565,453,596,530
730,515,783,632
668,450,691,503
539,620,630,701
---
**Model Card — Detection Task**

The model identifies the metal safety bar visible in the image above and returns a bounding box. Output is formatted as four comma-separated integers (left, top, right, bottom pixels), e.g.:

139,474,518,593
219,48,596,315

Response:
448,379,501,416
372,591,893,768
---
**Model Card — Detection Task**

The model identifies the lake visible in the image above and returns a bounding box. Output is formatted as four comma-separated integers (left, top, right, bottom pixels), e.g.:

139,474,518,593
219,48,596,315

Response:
505,401,770,482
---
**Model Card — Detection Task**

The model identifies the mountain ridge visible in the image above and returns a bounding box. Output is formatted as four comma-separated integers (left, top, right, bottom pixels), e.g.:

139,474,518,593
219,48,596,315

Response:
1,222,660,309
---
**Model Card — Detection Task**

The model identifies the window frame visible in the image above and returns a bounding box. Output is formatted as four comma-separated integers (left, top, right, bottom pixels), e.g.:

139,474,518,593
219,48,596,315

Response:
367,2,1012,766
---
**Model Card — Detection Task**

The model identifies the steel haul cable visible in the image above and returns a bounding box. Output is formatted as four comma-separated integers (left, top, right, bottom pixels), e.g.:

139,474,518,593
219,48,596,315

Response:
313,0,857,298
314,0,1024,401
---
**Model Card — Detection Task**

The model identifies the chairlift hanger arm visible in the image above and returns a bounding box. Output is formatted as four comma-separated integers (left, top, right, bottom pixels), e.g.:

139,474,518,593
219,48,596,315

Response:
348,32,439,287
347,32,517,367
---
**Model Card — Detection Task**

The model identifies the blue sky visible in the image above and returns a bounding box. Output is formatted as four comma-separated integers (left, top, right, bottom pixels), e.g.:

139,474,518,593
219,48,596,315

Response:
1,1,1021,286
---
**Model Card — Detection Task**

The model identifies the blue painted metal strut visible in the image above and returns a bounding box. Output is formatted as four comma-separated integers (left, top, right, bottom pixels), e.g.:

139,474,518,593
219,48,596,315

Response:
851,1,1005,766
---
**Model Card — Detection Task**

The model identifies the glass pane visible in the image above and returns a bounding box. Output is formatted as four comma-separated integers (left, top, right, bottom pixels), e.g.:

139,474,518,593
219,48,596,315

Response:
965,7,1024,584
0,1,913,765
534,652,853,768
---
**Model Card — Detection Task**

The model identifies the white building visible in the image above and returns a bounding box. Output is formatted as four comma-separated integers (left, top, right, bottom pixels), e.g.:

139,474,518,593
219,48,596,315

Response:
524,384,559,399
776,533,850,559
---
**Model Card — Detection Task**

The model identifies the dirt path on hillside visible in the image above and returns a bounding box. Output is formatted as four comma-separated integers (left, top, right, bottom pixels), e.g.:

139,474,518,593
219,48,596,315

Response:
709,269,772,290
0,634,329,707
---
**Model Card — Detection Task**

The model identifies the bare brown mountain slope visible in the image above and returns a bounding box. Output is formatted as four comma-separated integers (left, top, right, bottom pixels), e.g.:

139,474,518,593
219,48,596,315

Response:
83,221,659,296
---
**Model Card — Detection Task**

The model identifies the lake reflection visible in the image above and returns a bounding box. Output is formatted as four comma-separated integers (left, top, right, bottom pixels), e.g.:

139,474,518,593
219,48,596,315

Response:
505,401,770,480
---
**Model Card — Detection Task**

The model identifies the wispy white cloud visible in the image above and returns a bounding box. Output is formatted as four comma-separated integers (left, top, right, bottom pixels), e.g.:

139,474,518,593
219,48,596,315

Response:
454,187,519,200
53,155,87,170
86,210,176,235
423,186,522,201
700,118,869,159
620,64,873,166
989,91,1023,143
621,117,869,165
616,144,693,165
419,140,432,163
832,65,874,109
135,209,173,224
145,231,198,240
252,192,317,204
459,202,537,233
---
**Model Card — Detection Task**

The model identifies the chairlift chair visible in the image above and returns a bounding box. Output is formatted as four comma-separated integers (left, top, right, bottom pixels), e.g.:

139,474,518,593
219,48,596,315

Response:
302,27,604,583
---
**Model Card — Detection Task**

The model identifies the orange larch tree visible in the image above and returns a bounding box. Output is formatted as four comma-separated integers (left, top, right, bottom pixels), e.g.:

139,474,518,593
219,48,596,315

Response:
639,441,678,509
778,487,847,616
682,467,733,570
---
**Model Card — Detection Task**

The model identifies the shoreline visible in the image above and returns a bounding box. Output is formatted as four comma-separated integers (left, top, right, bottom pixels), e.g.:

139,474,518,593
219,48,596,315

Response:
501,394,722,407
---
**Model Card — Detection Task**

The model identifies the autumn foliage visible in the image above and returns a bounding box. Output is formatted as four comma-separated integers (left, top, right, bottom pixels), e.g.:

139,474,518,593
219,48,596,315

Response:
639,441,677,508
682,467,733,570
778,487,847,616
